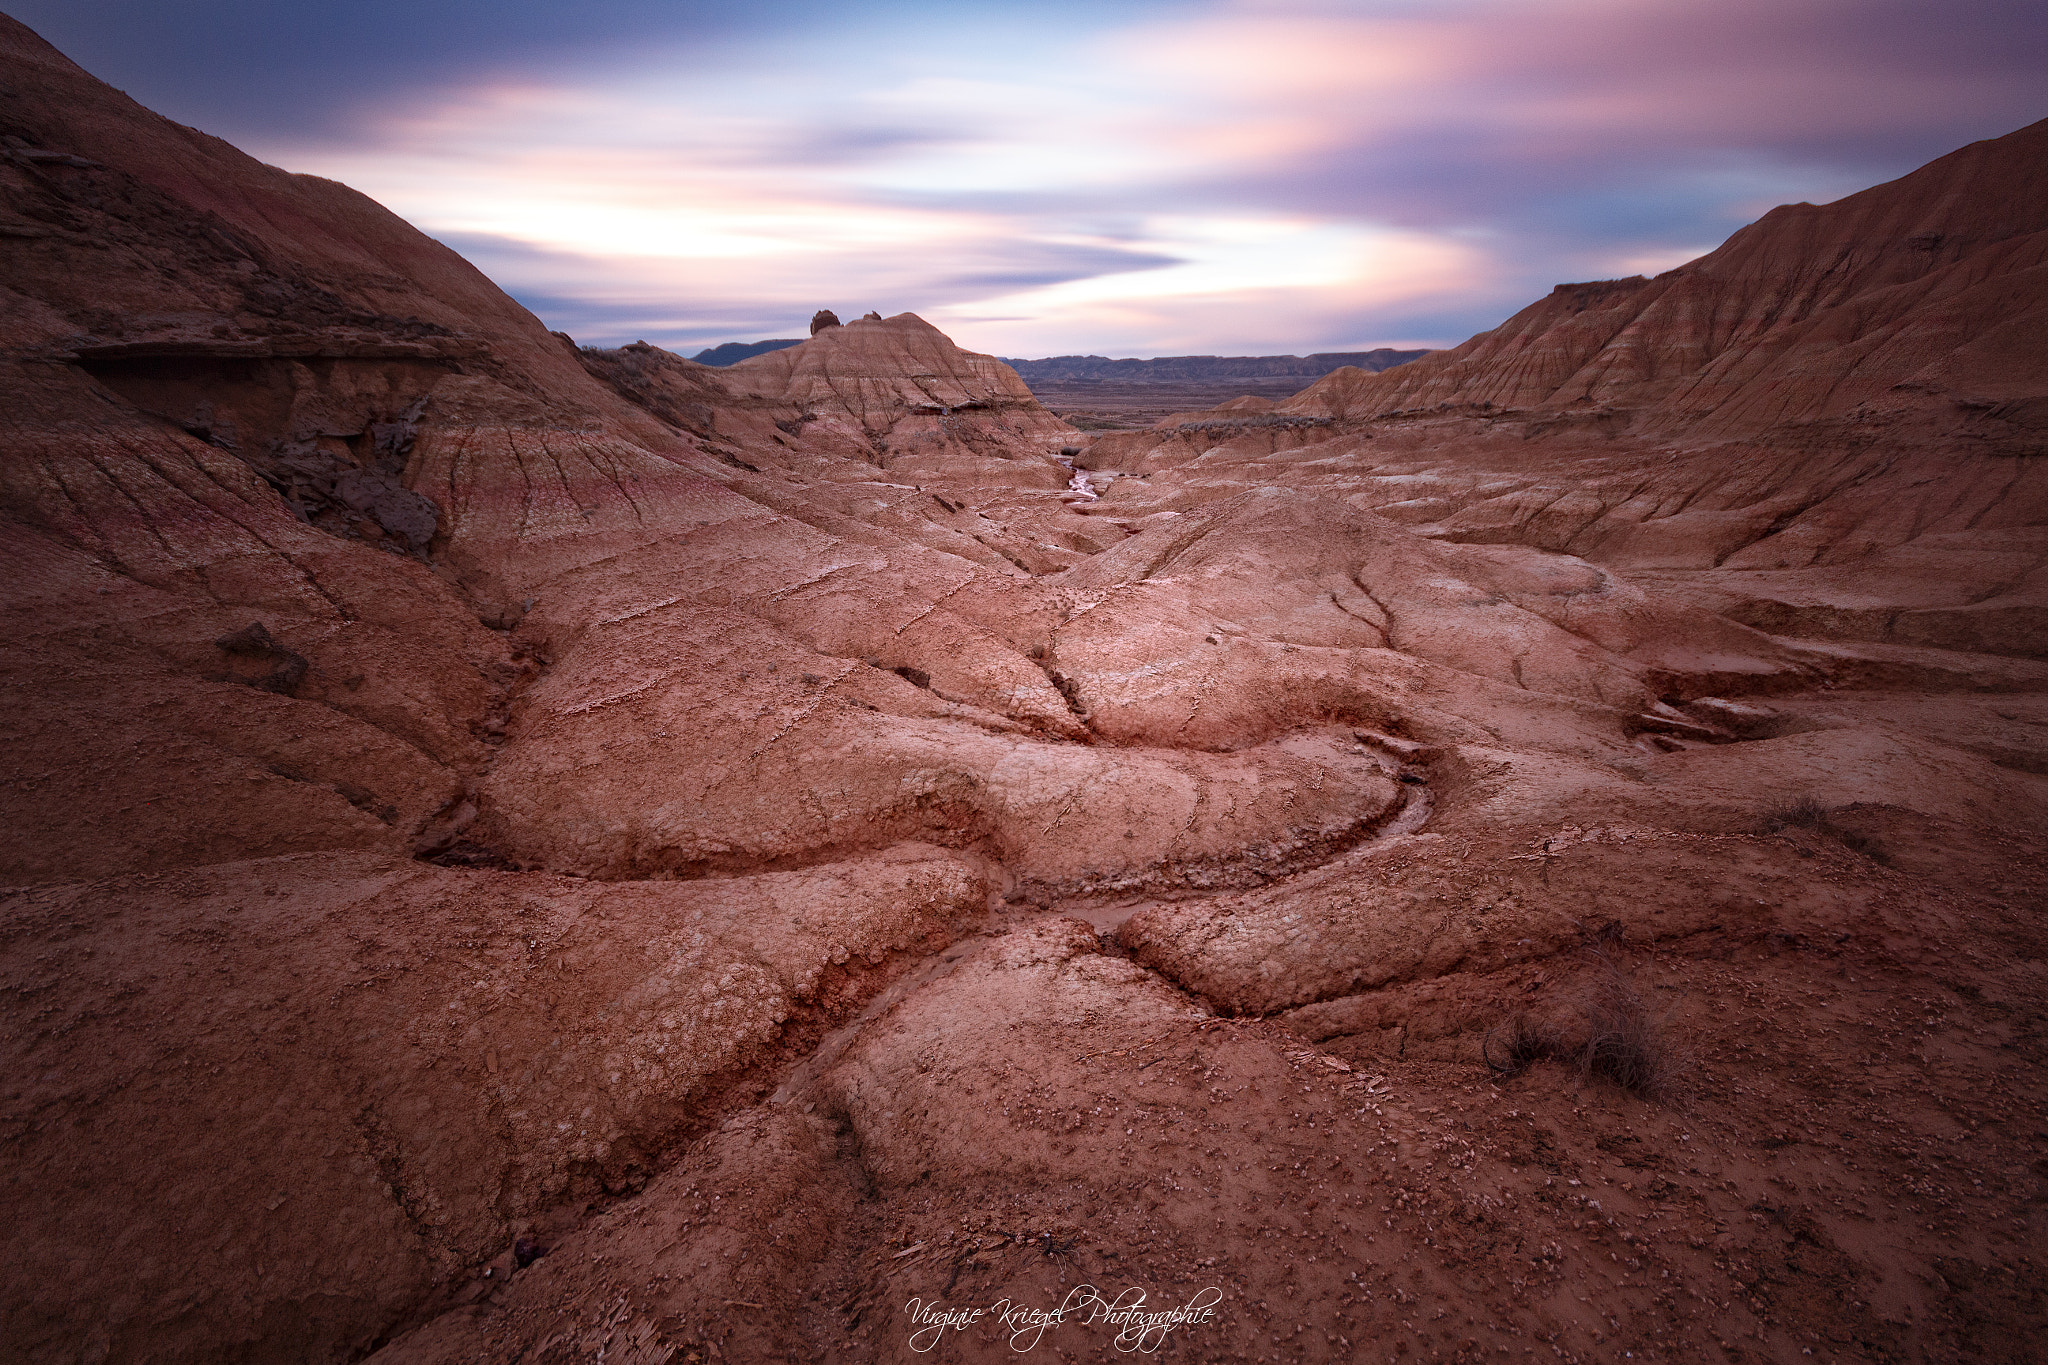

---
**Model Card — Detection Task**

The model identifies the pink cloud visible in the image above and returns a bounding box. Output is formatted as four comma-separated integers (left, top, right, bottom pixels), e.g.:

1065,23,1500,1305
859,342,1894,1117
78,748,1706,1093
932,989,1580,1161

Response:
246,0,2045,355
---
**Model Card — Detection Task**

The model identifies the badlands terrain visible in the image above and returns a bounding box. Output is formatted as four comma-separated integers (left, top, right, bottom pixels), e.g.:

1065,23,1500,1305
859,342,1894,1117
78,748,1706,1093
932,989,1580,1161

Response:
999,351,1433,431
2,14,2046,1365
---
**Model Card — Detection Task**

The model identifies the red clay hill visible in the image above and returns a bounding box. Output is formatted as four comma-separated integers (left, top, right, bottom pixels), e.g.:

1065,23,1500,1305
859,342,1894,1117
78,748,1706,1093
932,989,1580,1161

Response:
1,14,2044,1365
1284,120,2048,441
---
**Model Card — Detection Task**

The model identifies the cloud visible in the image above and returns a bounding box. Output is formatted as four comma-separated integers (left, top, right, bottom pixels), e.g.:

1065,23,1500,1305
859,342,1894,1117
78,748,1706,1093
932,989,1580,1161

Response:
24,0,2044,355
8,0,1171,137
928,217,1489,356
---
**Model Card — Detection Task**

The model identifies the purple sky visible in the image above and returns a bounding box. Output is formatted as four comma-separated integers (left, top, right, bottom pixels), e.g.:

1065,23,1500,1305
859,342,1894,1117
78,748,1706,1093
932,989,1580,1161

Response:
12,0,2046,356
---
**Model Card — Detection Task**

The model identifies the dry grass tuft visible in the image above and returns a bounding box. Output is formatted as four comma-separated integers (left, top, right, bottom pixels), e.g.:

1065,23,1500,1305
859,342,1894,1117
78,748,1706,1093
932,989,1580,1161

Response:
1486,946,1684,1099
1759,794,1829,830
1758,794,1887,862
1576,949,1681,1098
1483,1012,1565,1076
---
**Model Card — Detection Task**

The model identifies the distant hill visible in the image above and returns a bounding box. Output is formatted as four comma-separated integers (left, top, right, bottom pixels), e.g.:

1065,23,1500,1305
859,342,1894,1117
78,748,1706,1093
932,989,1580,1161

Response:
1279,117,2048,440
690,338,803,366
999,349,1431,384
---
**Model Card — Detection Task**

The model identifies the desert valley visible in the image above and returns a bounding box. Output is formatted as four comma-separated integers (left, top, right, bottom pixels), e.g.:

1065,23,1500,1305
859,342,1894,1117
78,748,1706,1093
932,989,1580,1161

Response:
1,11,2045,1364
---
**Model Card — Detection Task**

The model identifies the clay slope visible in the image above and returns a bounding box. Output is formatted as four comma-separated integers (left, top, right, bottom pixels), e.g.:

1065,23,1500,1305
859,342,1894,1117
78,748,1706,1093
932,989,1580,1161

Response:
1080,123,2048,655
1286,118,2048,447
3,14,2046,1365
725,311,1053,426
0,20,1429,1354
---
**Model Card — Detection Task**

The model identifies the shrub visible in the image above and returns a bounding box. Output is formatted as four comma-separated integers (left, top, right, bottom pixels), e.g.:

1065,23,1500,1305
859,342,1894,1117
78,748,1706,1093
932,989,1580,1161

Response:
1576,949,1679,1098
1483,1012,1565,1076
1486,945,1682,1099
1758,795,1828,831
1757,794,1886,862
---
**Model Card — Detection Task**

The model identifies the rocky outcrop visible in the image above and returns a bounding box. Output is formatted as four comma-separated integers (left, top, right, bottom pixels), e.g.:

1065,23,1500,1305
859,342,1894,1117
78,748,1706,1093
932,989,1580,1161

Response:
577,312,1078,494
809,308,841,334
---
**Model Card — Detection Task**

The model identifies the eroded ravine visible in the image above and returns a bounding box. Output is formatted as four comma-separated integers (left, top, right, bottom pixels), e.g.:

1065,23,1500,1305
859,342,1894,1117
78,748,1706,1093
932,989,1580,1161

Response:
362,730,1444,1351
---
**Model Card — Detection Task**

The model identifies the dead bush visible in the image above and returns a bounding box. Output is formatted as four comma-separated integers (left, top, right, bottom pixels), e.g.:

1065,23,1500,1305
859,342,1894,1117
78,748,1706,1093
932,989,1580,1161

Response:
1577,950,1680,1098
1758,795,1828,831
1486,946,1683,1099
1482,1012,1565,1076
1757,794,1887,862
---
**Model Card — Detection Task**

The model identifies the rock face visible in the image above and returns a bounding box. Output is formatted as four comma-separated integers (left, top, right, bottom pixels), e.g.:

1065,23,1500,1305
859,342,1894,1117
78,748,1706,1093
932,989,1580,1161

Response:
4,850,981,1361
3,13,2047,1365
810,308,841,334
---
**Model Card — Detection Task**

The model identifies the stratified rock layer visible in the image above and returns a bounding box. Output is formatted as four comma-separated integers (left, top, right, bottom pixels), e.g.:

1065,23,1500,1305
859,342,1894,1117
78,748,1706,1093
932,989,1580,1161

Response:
1283,117,2048,441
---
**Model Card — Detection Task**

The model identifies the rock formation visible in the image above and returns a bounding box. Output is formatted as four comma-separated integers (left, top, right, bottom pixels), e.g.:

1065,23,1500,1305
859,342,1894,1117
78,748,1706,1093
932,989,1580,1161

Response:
1,13,2044,1365
810,308,841,334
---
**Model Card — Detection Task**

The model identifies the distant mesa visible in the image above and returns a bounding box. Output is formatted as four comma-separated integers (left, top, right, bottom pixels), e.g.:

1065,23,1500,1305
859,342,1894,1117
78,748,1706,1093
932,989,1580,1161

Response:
697,310,893,365
693,339,1428,377
689,338,802,366
1002,349,1432,385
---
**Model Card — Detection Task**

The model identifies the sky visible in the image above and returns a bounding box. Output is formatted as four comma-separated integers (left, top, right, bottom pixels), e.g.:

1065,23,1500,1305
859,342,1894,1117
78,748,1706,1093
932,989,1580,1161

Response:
13,0,2046,357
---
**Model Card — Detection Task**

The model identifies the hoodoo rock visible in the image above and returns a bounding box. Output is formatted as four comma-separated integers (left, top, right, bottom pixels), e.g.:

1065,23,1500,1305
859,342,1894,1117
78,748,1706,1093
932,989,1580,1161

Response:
809,307,841,334
2,12,2045,1365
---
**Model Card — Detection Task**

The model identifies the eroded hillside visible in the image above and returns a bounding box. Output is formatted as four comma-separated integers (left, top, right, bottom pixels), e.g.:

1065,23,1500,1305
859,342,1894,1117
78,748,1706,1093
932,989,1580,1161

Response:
1,15,2043,1365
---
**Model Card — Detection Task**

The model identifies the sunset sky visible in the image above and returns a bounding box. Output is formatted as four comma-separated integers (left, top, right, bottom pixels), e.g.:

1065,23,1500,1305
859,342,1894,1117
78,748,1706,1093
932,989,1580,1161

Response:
17,0,2046,357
